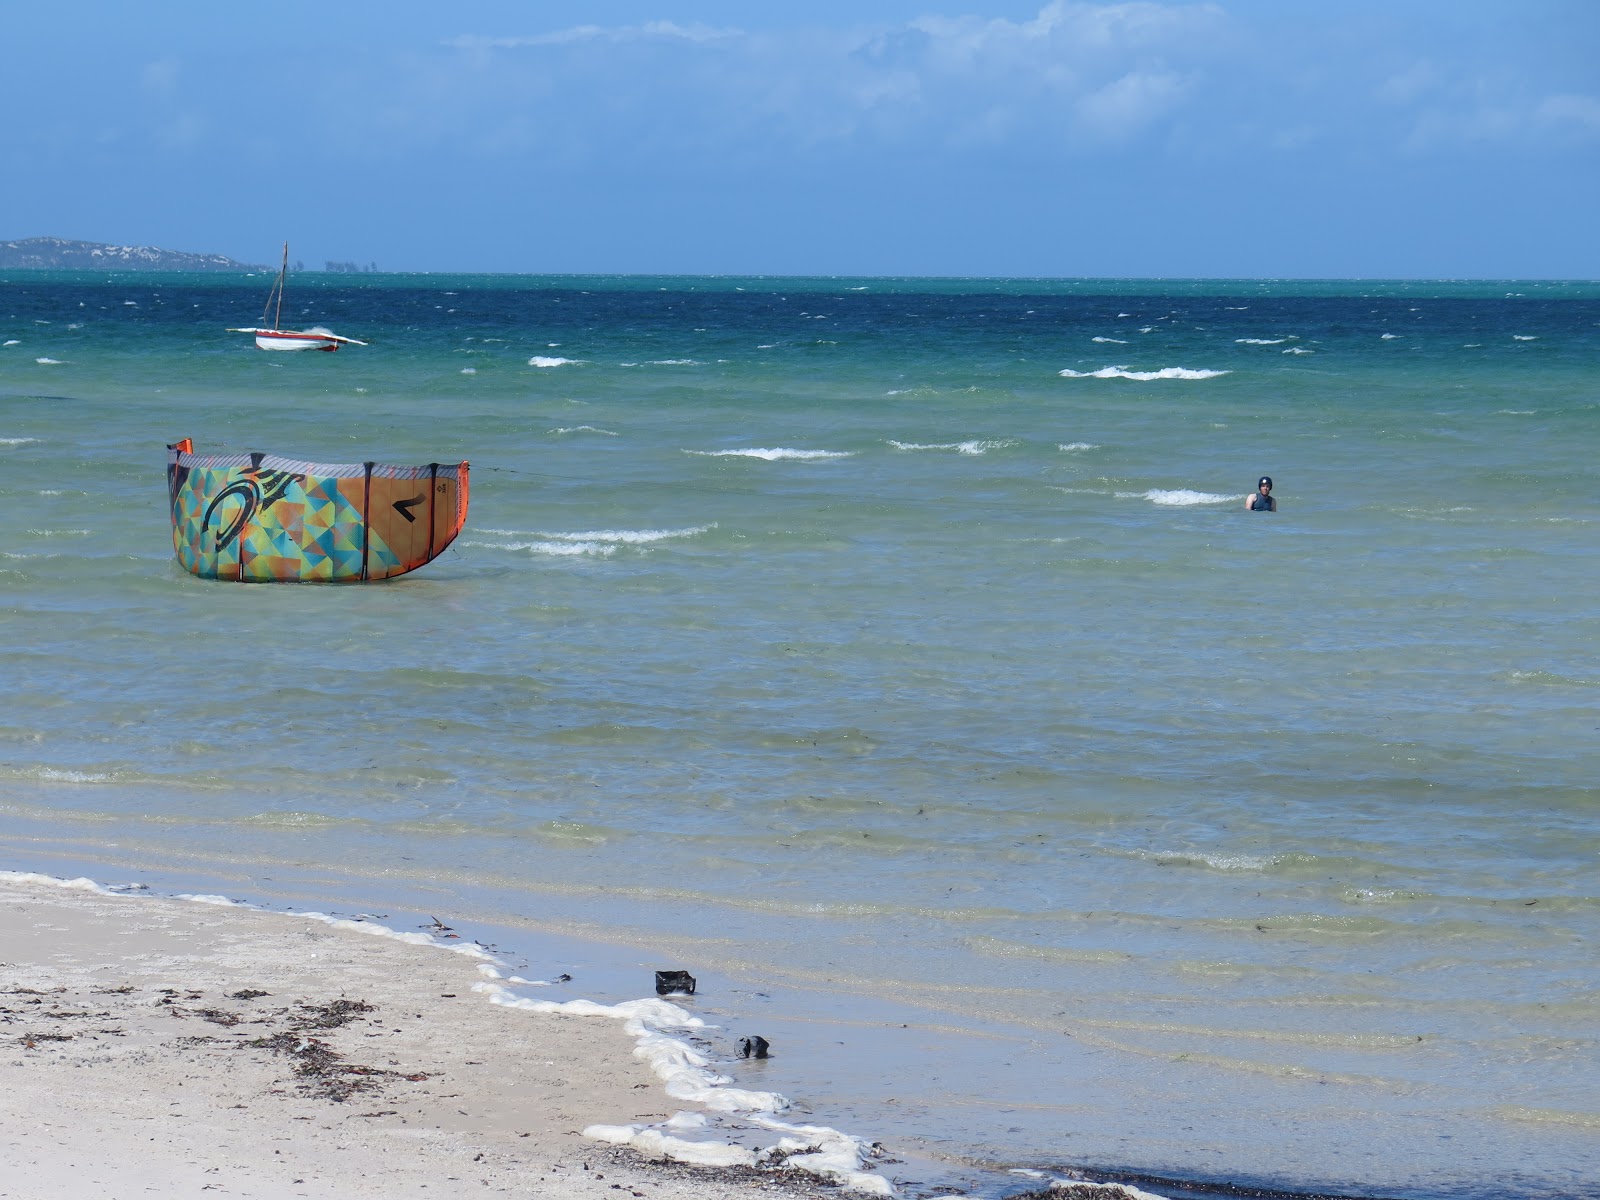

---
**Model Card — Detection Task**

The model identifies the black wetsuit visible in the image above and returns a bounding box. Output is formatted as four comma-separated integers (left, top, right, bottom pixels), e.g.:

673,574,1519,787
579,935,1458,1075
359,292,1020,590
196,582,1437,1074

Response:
1248,492,1275,511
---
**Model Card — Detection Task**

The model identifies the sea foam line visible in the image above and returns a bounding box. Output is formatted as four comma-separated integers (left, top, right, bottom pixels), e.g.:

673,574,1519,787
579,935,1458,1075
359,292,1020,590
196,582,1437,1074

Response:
685,448,852,461
1058,366,1229,381
1115,489,1239,506
887,439,1016,455
528,355,585,367
479,985,893,1193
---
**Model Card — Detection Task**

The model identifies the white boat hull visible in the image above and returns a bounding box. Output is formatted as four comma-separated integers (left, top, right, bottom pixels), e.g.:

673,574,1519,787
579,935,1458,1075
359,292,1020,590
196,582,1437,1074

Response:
255,330,340,352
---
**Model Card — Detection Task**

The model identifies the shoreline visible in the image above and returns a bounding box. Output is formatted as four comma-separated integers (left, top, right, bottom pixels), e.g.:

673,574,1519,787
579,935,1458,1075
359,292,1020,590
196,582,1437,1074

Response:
0,870,908,1199
0,859,1534,1200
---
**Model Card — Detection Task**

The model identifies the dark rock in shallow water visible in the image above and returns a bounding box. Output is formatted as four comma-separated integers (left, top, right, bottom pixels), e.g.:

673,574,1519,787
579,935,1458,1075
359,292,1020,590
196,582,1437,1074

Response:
654,970,696,996
740,1035,770,1059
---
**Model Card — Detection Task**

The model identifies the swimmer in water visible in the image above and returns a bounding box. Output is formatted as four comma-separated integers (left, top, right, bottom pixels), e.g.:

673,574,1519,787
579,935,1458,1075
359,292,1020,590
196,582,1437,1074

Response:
1246,475,1276,511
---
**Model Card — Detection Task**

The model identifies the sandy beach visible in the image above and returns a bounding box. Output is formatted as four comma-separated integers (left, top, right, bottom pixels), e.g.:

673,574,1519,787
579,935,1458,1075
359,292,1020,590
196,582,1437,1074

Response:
0,873,898,1200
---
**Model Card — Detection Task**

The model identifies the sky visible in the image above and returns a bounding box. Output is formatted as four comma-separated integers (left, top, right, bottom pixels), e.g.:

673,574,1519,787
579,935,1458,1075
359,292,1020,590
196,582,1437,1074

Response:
2,1,1596,277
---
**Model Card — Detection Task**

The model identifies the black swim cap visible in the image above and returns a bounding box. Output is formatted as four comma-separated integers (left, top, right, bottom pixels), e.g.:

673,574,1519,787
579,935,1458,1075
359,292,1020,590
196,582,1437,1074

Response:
1258,476,1273,487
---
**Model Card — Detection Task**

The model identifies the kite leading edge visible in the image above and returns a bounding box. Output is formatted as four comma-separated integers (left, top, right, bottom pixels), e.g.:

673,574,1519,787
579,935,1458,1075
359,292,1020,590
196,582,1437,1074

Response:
167,439,470,582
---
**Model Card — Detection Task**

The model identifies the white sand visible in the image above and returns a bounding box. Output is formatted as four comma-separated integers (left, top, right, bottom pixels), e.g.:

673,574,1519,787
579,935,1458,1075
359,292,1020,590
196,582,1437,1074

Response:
0,874,861,1199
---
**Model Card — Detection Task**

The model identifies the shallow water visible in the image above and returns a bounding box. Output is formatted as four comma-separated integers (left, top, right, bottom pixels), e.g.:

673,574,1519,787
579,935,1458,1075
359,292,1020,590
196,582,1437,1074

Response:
2,273,1597,1199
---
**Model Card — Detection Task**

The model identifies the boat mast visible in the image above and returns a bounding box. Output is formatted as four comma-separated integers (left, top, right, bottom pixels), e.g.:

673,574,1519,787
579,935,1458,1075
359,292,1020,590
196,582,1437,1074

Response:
273,241,288,330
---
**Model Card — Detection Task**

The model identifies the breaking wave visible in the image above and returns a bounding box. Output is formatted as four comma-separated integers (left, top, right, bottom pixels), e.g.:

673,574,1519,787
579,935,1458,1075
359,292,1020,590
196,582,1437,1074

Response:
685,448,852,461
888,439,1017,455
1119,489,1238,506
1059,366,1230,381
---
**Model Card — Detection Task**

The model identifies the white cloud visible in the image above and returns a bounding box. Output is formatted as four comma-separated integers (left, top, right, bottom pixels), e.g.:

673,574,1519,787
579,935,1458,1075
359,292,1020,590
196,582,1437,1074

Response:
1073,67,1189,139
1536,92,1600,133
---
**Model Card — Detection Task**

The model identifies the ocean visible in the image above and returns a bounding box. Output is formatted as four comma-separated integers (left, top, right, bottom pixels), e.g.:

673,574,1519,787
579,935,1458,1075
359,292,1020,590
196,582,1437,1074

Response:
1,272,1596,1200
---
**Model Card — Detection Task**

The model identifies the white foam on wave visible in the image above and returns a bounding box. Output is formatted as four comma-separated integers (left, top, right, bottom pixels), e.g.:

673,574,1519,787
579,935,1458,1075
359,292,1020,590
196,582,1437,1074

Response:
459,367,476,375
1,437,39,445
548,425,619,437
3,339,19,347
533,524,714,546
24,767,119,784
1059,366,1230,381
1283,347,1314,354
1381,333,1401,340
467,524,713,558
27,528,90,537
647,359,702,366
1513,334,1538,341
685,448,852,461
888,439,1016,455
460,538,616,558
1236,338,1291,345
1119,489,1238,506
35,357,66,365
1057,442,1100,451
1092,336,1127,344
528,355,583,367
1497,409,1537,415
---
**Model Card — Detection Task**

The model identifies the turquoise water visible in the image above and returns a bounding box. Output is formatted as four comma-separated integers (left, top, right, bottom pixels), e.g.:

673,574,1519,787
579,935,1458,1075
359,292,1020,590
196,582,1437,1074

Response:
1,272,1597,1199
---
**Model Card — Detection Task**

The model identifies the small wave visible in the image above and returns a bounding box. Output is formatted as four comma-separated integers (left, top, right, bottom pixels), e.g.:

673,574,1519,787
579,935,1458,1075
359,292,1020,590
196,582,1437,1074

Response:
1132,489,1238,506
1496,410,1536,416
535,525,713,546
30,767,118,784
528,355,583,367
34,357,65,365
1058,442,1100,451
1059,366,1230,380
1512,334,1538,341
2,339,19,347
459,367,476,375
1380,333,1401,340
1490,1105,1600,1131
548,425,619,437
1092,336,1128,344
460,538,617,558
26,528,90,537
647,359,702,366
756,343,778,349
1138,326,1155,333
887,439,1016,455
1,437,40,446
1131,848,1289,871
685,448,852,461
1236,338,1290,345
1282,347,1314,354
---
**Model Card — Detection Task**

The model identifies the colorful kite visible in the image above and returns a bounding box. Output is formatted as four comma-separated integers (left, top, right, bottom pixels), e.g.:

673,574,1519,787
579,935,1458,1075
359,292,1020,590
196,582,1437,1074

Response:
167,440,470,582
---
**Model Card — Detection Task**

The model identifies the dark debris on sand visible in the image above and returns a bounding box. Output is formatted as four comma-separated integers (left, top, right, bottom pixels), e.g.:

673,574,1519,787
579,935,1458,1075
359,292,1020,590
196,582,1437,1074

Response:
593,1145,855,1197
8,982,430,1106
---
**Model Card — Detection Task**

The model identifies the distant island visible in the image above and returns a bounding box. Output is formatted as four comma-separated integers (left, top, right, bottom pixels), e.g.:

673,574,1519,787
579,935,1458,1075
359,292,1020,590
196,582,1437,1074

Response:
0,237,266,272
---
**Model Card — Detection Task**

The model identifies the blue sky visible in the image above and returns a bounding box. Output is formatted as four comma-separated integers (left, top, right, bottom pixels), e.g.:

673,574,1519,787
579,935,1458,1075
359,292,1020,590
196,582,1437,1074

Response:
4,1,1596,276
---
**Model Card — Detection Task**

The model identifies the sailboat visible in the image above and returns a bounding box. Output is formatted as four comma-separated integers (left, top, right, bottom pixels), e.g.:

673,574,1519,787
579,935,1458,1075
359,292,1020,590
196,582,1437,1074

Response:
227,243,368,352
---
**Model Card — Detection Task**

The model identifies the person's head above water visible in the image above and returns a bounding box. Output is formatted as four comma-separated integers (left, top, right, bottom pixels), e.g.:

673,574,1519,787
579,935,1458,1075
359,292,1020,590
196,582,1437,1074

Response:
1258,476,1272,490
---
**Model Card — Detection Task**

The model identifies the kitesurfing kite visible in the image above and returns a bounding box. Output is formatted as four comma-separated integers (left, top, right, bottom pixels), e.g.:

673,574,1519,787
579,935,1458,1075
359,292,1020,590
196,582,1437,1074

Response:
167,440,469,582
